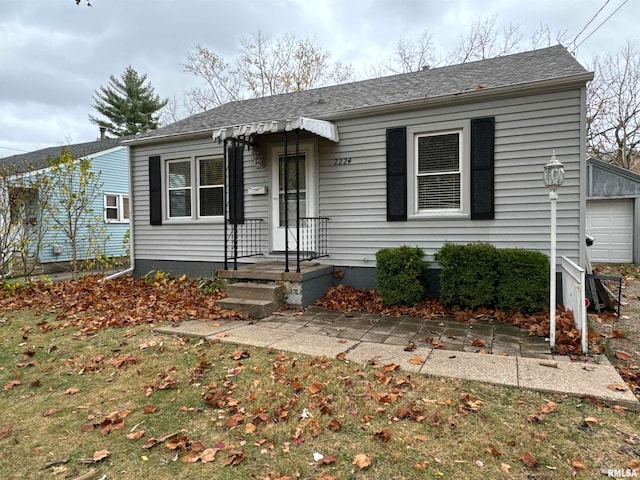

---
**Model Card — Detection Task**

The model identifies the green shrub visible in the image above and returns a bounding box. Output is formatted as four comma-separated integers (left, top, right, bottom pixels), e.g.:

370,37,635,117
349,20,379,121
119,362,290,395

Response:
197,271,225,295
496,249,549,314
375,246,428,306
434,243,498,309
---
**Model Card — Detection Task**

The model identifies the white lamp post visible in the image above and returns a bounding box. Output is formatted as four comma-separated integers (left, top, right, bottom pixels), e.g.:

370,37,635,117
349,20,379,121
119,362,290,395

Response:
543,150,565,349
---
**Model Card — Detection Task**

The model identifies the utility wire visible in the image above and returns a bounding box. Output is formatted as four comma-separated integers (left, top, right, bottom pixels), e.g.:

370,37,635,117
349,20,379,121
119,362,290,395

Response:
571,0,610,46
0,145,28,153
574,0,630,51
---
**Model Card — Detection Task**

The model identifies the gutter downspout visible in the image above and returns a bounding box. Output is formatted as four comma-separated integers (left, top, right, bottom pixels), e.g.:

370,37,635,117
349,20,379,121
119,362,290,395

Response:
104,144,135,281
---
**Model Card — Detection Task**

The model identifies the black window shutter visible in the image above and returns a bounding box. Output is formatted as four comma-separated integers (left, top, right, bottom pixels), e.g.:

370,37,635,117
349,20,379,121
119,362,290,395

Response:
228,145,244,224
386,127,407,221
148,155,162,226
470,117,495,220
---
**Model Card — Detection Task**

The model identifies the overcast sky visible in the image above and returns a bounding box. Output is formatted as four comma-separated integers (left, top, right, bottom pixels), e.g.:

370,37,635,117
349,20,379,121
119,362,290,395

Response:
0,0,637,156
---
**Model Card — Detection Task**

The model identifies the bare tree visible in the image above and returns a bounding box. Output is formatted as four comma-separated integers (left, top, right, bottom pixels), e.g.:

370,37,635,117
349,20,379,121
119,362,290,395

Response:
183,45,242,111
587,42,640,170
375,17,568,77
45,149,107,278
181,32,355,113
0,165,53,280
447,15,522,64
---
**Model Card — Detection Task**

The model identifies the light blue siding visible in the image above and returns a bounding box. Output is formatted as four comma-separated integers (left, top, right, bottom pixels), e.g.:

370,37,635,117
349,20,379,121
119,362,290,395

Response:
38,146,129,263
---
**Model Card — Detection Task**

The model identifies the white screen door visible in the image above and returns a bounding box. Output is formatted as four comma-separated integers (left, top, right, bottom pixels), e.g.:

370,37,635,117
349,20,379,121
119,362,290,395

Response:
271,146,315,251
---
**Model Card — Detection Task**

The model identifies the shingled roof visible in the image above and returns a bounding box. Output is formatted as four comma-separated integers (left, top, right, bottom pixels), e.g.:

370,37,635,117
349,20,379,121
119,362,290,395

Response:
0,137,125,175
128,45,591,144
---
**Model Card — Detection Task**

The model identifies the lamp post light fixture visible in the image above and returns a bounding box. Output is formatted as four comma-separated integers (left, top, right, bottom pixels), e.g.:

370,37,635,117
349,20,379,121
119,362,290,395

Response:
543,150,565,349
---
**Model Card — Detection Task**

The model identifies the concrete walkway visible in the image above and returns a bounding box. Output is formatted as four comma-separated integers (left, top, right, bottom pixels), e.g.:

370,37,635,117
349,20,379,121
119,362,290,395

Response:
155,306,639,410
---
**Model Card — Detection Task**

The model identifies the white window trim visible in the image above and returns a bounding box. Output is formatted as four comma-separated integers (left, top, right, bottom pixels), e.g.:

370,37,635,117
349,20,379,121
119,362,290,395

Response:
407,121,470,220
164,155,225,223
197,156,225,219
104,193,129,223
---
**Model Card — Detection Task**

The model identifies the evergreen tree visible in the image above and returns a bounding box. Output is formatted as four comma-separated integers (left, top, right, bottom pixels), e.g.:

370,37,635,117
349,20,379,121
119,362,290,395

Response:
89,66,168,136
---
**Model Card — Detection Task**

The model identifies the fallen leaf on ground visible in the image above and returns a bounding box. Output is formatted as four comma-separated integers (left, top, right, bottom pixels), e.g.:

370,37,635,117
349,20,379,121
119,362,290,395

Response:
353,453,371,469
3,380,21,390
0,425,13,440
127,430,145,440
608,384,629,391
42,407,60,417
615,350,634,362
409,356,424,365
518,452,538,467
628,459,640,470
93,450,110,462
571,458,585,470
223,450,245,466
64,387,80,395
316,454,337,465
308,382,323,394
373,428,392,442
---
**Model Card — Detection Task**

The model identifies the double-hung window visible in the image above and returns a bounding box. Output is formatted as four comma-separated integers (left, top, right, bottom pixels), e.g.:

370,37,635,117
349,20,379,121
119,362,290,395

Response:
166,156,224,220
415,130,462,213
104,193,129,223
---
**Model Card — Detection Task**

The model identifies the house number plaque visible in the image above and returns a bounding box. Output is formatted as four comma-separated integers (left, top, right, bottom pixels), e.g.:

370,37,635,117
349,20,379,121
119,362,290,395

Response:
333,157,352,166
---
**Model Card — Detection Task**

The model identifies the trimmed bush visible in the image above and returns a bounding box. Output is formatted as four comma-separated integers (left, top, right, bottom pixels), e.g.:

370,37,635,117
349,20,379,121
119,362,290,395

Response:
496,248,549,314
376,246,429,306
434,242,498,309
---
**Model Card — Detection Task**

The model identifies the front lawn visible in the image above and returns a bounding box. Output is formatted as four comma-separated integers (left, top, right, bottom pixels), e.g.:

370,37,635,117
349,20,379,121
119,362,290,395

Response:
0,276,638,479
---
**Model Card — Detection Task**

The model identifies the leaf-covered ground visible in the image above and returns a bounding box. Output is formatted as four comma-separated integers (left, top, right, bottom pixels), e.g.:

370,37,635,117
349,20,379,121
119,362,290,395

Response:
0,274,638,479
0,274,244,335
1,307,639,479
315,284,602,357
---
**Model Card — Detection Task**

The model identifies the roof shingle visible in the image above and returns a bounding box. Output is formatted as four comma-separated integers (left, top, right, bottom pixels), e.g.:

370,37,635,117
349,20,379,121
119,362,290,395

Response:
130,45,590,143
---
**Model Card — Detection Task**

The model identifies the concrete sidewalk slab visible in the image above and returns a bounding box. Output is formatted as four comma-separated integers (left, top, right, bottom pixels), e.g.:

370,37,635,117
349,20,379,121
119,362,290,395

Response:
421,350,519,386
210,324,296,347
154,319,251,337
517,356,639,408
270,332,358,357
345,342,432,373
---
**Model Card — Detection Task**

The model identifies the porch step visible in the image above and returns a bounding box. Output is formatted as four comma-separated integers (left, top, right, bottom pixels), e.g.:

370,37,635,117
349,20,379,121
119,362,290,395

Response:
219,282,285,318
226,282,285,303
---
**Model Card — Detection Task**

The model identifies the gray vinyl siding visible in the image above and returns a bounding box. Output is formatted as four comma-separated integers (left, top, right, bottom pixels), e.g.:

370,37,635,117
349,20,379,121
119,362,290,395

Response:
130,87,585,269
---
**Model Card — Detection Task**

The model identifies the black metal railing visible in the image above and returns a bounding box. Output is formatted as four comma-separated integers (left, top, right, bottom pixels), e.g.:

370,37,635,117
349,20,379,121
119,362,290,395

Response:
225,218,263,270
297,217,329,262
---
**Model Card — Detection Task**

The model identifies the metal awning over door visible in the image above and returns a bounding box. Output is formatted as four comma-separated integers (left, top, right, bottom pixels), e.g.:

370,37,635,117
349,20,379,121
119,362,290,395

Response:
212,116,339,143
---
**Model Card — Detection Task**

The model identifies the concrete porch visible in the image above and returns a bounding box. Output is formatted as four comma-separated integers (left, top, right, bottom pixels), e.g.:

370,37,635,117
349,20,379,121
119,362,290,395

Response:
218,261,334,309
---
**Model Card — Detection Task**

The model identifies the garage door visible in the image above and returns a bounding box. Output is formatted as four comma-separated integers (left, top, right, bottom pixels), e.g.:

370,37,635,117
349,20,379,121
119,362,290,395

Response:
586,199,633,263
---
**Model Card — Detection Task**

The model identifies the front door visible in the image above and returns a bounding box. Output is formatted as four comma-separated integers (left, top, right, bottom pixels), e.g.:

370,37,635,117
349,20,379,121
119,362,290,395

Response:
270,142,316,251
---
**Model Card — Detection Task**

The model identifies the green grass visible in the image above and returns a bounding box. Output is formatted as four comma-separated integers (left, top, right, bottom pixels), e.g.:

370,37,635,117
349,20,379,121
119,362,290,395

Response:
1,309,639,479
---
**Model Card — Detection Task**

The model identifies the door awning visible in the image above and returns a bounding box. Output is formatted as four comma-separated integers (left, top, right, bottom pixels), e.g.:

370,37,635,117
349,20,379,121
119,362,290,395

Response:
212,116,339,143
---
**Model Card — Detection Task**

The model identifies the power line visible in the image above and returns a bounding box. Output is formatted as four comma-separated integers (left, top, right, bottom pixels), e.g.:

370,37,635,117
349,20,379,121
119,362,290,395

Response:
0,145,28,153
571,0,610,46
574,0,630,51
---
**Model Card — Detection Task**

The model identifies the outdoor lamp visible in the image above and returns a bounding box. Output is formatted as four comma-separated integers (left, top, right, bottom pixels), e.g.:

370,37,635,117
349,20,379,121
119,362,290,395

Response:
543,150,564,350
543,150,565,191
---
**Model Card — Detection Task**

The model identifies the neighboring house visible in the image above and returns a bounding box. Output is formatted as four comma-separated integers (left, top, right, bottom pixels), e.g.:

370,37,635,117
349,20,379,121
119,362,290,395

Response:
125,45,592,306
586,157,640,263
0,137,130,271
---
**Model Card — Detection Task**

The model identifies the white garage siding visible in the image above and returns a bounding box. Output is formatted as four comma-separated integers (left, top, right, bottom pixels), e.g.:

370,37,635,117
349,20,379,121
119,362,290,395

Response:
586,199,634,263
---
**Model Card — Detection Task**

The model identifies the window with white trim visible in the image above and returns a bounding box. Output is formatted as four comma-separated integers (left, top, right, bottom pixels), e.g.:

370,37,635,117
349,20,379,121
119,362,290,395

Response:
415,130,462,213
166,156,224,220
104,193,129,223
198,157,224,217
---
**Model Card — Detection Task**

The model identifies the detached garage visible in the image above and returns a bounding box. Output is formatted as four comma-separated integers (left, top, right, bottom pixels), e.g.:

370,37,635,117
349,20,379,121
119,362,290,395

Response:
586,158,640,263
